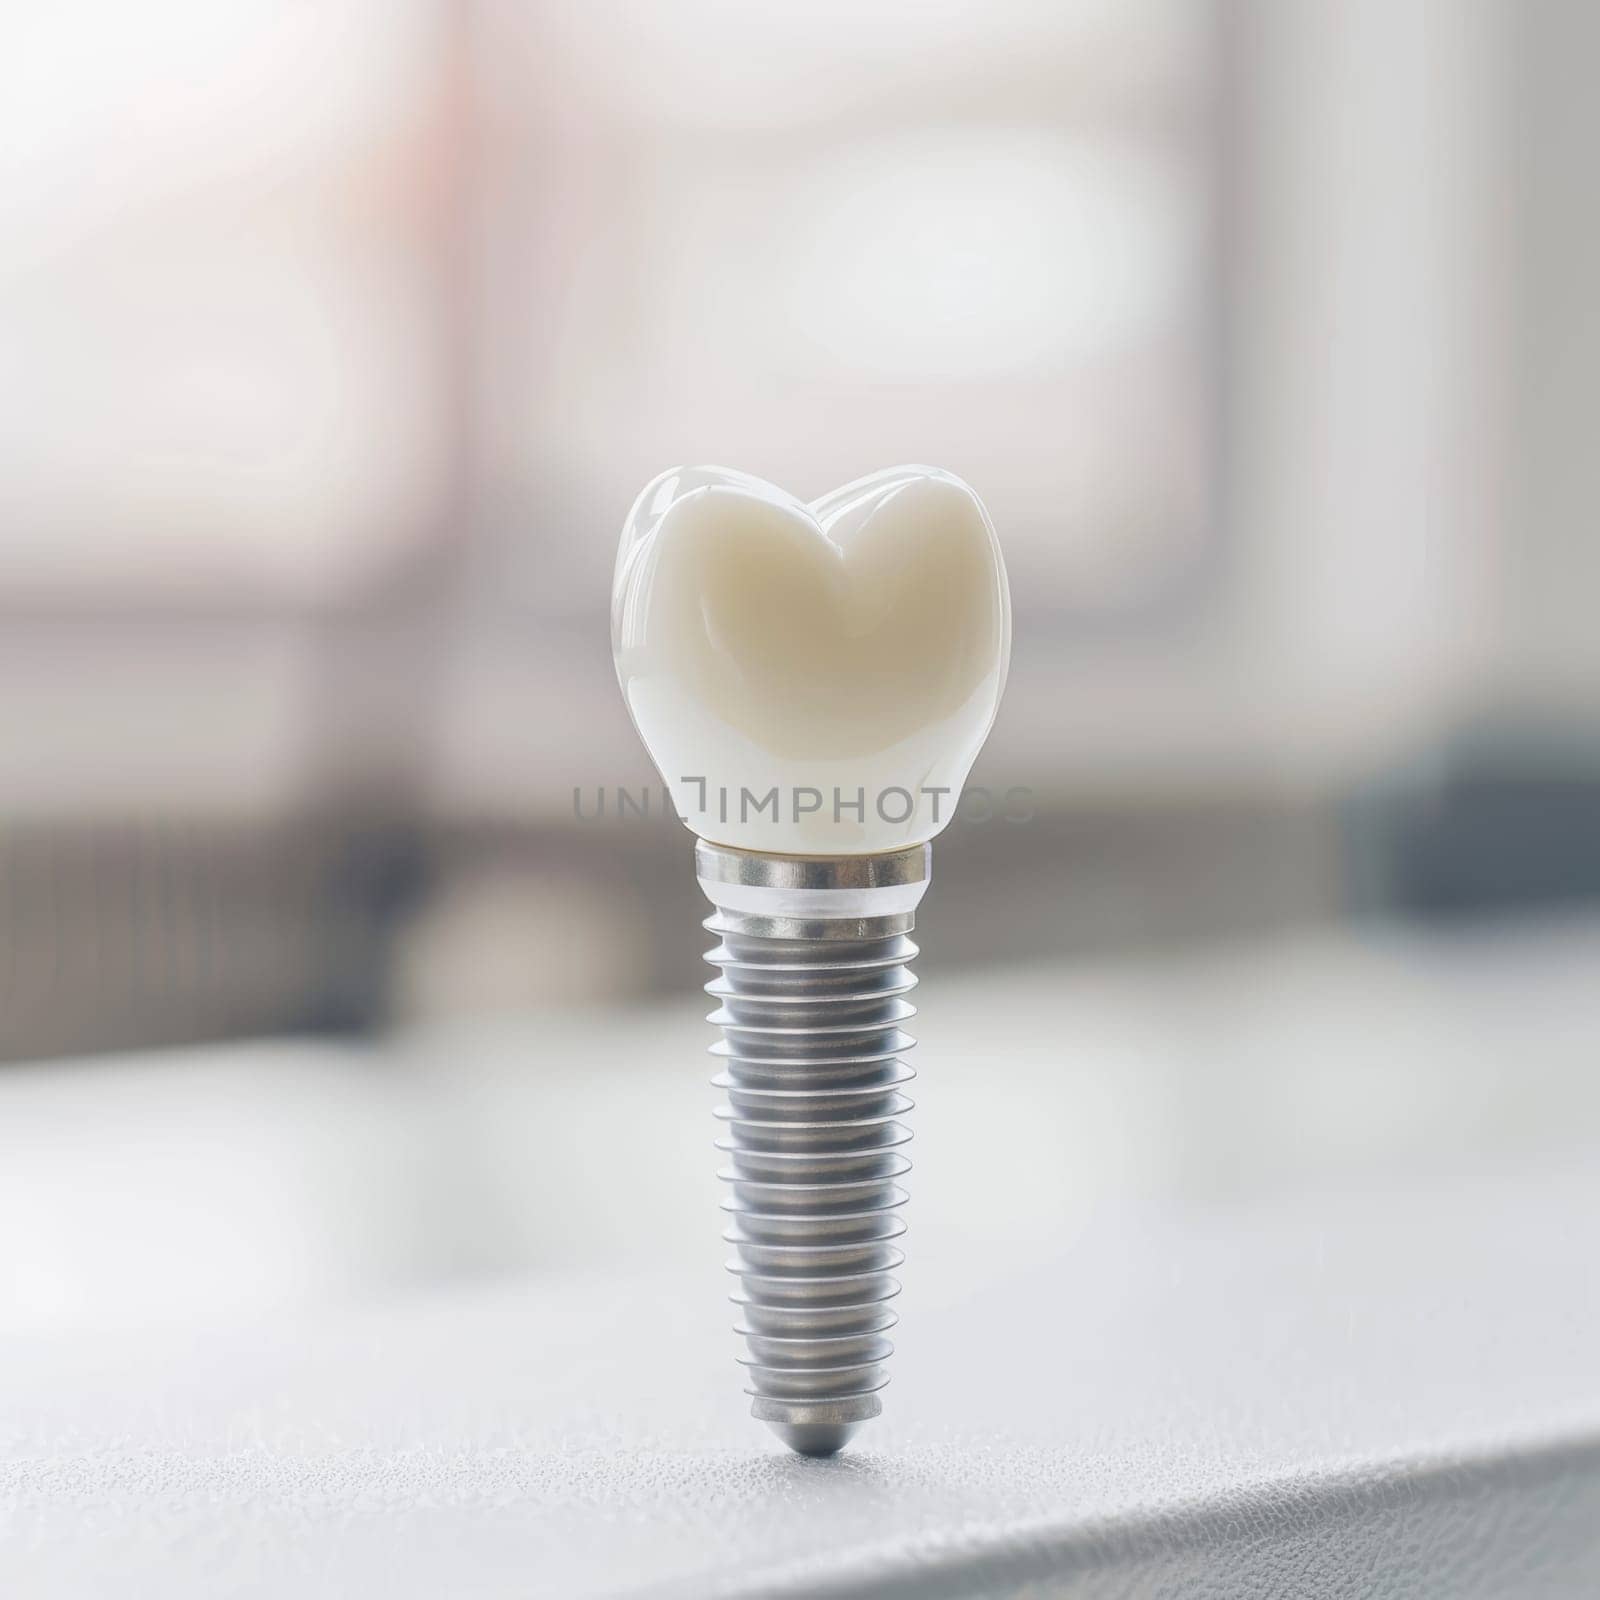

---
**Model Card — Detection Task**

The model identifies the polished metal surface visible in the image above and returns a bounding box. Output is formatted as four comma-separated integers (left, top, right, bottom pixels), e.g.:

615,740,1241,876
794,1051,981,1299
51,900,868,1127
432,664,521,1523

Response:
696,841,931,1456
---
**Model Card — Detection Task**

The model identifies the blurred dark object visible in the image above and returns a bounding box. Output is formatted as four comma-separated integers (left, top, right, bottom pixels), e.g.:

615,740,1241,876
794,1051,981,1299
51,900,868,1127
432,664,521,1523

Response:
0,822,424,1063
1347,719,1600,919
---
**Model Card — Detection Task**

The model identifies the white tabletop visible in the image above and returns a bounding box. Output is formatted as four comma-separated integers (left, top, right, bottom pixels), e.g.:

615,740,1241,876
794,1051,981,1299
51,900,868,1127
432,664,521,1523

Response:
4,915,1599,1596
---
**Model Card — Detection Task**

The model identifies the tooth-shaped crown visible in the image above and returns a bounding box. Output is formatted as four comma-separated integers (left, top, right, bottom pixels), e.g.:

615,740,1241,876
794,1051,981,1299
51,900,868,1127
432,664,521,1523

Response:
613,465,1010,854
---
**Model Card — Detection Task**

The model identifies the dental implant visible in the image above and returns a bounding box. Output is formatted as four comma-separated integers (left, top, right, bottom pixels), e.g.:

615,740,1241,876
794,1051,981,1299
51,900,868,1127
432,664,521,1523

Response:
612,465,1010,1455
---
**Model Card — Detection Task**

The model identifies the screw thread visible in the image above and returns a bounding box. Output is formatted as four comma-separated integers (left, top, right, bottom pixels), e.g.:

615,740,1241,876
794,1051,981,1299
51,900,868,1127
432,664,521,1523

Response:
704,907,918,1456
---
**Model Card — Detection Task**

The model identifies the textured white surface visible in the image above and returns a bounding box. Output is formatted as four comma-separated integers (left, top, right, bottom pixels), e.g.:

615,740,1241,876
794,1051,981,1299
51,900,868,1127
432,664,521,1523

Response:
4,1167,1598,1598
7,917,1600,1595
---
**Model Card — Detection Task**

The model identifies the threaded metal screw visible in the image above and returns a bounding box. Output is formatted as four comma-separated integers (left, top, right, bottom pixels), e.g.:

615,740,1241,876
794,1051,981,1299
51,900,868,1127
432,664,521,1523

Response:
696,841,930,1456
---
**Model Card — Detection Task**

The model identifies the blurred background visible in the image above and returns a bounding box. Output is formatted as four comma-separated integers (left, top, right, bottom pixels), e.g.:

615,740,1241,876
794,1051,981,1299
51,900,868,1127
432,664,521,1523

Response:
2,0,1597,1337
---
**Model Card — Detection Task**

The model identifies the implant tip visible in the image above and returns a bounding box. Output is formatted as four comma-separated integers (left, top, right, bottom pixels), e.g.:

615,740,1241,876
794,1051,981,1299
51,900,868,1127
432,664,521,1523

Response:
766,1419,860,1457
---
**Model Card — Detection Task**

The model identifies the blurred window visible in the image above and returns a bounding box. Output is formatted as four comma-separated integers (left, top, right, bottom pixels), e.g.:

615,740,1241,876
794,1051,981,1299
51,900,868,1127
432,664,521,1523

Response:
476,0,1218,620
0,3,449,608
